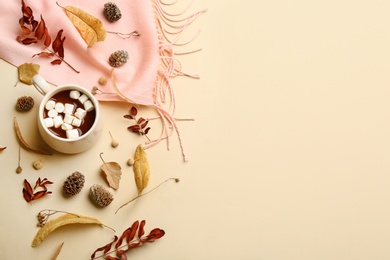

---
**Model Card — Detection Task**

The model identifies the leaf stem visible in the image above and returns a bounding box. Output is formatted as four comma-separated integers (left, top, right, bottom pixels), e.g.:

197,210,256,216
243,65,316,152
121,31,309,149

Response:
42,46,80,73
115,178,179,214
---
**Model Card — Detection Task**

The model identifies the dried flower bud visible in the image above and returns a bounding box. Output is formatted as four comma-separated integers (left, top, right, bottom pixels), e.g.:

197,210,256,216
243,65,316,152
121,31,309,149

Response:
16,96,34,112
104,2,122,22
109,50,128,67
127,158,134,166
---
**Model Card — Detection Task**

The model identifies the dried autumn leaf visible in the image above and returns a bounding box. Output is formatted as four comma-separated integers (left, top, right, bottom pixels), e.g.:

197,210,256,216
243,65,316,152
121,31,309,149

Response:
0,147,6,152
32,213,108,247
17,63,40,85
133,144,150,195
59,4,106,47
100,153,122,190
14,117,52,155
52,242,64,260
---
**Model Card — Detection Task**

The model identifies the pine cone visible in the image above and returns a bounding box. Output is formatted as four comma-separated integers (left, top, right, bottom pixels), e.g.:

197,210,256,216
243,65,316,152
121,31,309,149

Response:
104,2,122,22
63,171,85,196
89,184,113,207
109,50,128,67
16,96,34,111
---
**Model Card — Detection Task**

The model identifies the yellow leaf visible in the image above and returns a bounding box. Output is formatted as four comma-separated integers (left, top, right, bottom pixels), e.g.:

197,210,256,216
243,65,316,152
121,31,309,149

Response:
60,4,106,47
18,63,40,85
134,144,150,195
32,213,106,247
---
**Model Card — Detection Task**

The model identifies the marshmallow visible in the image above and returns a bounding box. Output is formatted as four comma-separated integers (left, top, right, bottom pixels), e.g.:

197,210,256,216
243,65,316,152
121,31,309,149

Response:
78,94,89,104
61,123,73,131
64,103,75,115
69,90,81,99
45,100,56,110
63,114,75,125
74,108,87,120
66,129,79,139
55,102,65,113
83,100,94,112
47,109,58,118
72,117,81,127
43,117,54,128
53,115,63,128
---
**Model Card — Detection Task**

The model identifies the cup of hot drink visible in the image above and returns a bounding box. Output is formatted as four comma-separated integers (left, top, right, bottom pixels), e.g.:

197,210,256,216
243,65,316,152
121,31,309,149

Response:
32,75,103,154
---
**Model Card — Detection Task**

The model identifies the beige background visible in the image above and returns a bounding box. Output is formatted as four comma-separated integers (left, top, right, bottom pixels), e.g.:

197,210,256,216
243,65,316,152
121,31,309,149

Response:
2,0,390,259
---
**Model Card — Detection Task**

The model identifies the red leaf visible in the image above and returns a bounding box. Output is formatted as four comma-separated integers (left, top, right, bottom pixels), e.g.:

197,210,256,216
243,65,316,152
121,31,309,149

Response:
44,27,51,47
34,15,45,40
138,220,146,238
52,29,64,56
144,127,151,135
128,125,141,133
137,117,146,125
23,179,33,196
146,228,165,241
32,52,54,58
51,59,62,65
33,190,48,200
90,236,118,259
22,188,32,202
127,221,139,243
106,256,119,260
130,107,137,117
34,177,42,190
140,120,148,129
21,25,31,34
123,115,135,120
21,0,33,18
20,37,37,45
32,20,39,31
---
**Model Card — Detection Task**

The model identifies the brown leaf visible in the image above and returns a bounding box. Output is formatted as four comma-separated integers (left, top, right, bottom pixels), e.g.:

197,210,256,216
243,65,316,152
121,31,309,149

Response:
21,25,32,34
59,4,106,47
20,37,37,45
52,30,65,57
17,62,40,85
0,147,6,152
44,27,51,47
21,0,33,18
14,117,52,155
145,228,165,241
23,188,32,202
32,52,54,58
130,107,137,117
127,125,141,133
100,153,122,190
51,59,62,65
35,15,45,40
24,179,33,196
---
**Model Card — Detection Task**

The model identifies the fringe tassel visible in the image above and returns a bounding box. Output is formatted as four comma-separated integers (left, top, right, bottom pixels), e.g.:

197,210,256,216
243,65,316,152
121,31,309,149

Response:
147,0,205,161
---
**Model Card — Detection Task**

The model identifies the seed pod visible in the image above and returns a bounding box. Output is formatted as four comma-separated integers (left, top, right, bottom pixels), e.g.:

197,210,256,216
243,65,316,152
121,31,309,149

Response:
103,2,122,22
108,50,128,67
89,184,113,207
98,76,107,85
63,171,85,196
16,96,34,112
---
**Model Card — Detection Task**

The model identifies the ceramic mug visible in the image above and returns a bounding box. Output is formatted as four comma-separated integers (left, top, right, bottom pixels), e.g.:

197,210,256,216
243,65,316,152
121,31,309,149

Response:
32,75,103,154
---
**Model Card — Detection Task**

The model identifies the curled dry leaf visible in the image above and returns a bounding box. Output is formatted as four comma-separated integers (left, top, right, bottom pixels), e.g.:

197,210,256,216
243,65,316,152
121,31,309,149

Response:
32,213,111,247
100,153,122,190
133,144,150,195
0,147,6,152
58,3,106,47
17,63,40,85
14,117,52,155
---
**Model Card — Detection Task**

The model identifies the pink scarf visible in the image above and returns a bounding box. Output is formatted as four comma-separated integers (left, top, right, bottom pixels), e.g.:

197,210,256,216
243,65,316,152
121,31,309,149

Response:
0,0,205,160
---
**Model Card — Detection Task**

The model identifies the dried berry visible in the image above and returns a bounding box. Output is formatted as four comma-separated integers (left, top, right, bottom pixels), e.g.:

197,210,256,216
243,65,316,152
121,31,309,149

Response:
98,76,107,85
32,159,43,170
16,96,34,111
109,50,128,67
63,171,85,196
103,2,122,22
89,184,113,207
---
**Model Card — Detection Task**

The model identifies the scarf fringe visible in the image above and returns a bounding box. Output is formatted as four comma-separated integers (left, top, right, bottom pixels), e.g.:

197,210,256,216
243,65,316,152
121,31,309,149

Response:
144,0,205,161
